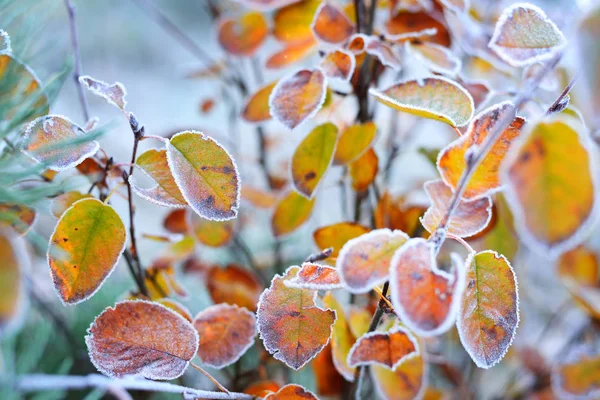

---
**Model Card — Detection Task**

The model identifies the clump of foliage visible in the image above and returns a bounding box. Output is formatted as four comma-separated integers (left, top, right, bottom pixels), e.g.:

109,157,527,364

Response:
1,0,600,399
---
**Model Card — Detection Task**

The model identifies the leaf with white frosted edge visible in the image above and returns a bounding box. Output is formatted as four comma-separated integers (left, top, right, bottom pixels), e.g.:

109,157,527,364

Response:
166,131,240,221
551,344,600,400
0,229,28,335
337,229,409,294
346,33,369,54
265,384,319,400
406,41,462,76
439,0,470,13
369,77,474,127
390,238,466,337
257,266,336,370
420,180,493,238
457,251,519,369
130,148,187,208
365,38,401,71
269,68,327,130
311,2,355,45
23,115,100,171
347,325,419,370
80,75,127,111
284,263,343,290
0,29,11,52
85,300,199,379
488,3,566,67
193,303,256,369
319,49,356,83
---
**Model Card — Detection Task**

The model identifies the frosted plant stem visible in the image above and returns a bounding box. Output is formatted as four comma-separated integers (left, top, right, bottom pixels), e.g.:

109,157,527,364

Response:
64,0,90,122
190,362,231,394
11,374,253,399
430,53,563,254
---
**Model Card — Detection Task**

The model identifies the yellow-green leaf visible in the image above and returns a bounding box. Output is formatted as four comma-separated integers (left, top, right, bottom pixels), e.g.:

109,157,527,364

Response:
271,190,315,237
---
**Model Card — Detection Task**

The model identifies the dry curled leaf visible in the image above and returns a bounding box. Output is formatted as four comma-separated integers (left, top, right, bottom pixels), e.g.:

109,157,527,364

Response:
390,238,465,336
206,264,263,312
311,2,355,44
269,69,327,130
257,266,336,370
23,115,100,171
166,131,240,221
313,221,369,257
193,303,256,368
489,3,566,67
420,179,492,238
86,300,199,379
457,251,519,369
370,77,474,127
271,190,315,237
338,229,409,294
348,325,418,370
319,49,356,82
218,12,268,56
80,75,127,110
48,198,126,305
285,263,343,290
291,123,338,198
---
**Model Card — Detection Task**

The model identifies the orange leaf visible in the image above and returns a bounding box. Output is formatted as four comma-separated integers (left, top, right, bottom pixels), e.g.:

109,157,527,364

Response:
244,380,281,397
374,193,426,236
269,69,327,130
257,266,336,370
193,303,256,368
273,0,320,44
322,292,356,381
271,190,315,237
190,212,235,247
51,191,93,218
242,186,278,209
218,12,268,57
348,325,418,370
333,122,377,165
266,38,318,69
156,298,193,322
207,264,263,312
311,3,355,44
338,229,409,293
131,148,187,208
457,251,519,368
349,148,379,192
166,131,240,221
503,114,598,256
312,343,345,396
86,300,199,379
390,238,465,336
0,203,37,236
437,102,526,200
347,34,369,54
0,230,27,334
551,346,600,399
371,345,428,400
313,221,369,257
420,179,492,238
265,384,319,400
291,122,338,198
242,81,278,123
557,246,600,319
285,262,343,290
163,209,189,234
320,49,356,82
48,198,126,304
385,11,451,46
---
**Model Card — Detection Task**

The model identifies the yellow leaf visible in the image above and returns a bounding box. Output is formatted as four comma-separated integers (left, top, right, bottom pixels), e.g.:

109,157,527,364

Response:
333,122,377,165
271,190,315,237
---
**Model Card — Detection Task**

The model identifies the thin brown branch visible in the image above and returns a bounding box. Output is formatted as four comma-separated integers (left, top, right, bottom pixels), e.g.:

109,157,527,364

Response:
64,0,90,122
190,362,231,394
304,247,333,263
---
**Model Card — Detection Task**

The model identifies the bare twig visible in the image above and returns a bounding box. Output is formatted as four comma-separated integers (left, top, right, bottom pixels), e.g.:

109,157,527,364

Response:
64,0,90,122
232,235,268,285
10,374,253,399
546,73,579,115
190,362,231,394
304,247,333,263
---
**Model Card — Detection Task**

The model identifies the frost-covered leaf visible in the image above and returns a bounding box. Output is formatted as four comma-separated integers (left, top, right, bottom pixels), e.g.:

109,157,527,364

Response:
349,148,378,192
421,180,492,238
488,3,566,67
0,29,11,52
273,0,320,44
85,300,199,379
406,41,462,75
130,148,187,208
311,3,355,45
48,199,125,304
319,49,355,82
0,230,27,335
271,190,315,237
390,238,465,336
438,102,526,200
242,81,277,123
0,54,48,123
285,263,343,290
23,115,99,171
80,75,127,111
338,229,409,294
346,34,368,54
322,292,355,381
207,264,263,312
502,114,598,257
166,131,240,221
218,12,268,56
189,212,234,248
266,38,318,69
0,203,36,236
292,123,338,198
333,122,377,165
552,345,600,400
348,325,418,370
439,0,470,13
370,77,474,127
193,304,256,369
457,251,519,369
269,68,327,130
257,266,336,370
163,209,188,234
385,11,450,46
313,221,369,257
365,38,401,71
265,384,319,400
51,191,93,218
